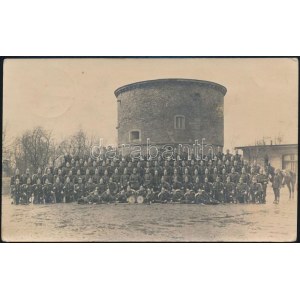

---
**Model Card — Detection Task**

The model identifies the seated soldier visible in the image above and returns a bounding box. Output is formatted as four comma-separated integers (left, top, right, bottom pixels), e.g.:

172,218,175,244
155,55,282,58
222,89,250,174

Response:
136,185,147,203
145,188,156,204
249,177,263,204
97,177,107,195
85,177,96,196
87,188,101,204
212,176,224,202
195,188,206,204
108,177,118,195
100,188,115,204
116,189,128,203
184,189,196,204
236,177,249,203
125,185,137,203
224,176,236,203
158,186,171,203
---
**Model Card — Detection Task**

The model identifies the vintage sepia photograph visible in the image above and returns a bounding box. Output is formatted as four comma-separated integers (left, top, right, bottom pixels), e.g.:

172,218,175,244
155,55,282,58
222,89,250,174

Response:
1,58,298,242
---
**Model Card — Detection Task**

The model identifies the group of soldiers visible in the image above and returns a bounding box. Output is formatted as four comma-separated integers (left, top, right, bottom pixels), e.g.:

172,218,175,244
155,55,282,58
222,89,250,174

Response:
10,149,293,205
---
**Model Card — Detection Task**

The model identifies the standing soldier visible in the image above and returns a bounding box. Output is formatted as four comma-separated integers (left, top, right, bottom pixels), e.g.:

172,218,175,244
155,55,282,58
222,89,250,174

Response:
272,169,282,204
63,177,74,203
224,176,236,203
143,168,153,189
22,177,33,204
53,177,63,203
129,168,140,191
32,167,43,184
120,168,130,190
43,178,54,204
32,178,44,204
256,169,269,203
74,177,86,203
212,176,224,202
21,168,31,185
11,178,22,205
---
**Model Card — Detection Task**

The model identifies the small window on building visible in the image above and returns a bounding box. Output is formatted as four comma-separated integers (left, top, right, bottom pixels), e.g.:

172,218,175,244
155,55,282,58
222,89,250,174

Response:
174,115,185,129
129,130,141,142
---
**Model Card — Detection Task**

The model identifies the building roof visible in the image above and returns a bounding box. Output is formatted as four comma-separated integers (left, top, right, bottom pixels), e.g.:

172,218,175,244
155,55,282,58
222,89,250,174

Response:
114,78,227,97
235,144,298,150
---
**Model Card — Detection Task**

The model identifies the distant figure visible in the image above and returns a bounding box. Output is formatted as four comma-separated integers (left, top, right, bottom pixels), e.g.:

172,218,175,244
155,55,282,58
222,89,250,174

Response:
272,169,282,204
282,170,297,199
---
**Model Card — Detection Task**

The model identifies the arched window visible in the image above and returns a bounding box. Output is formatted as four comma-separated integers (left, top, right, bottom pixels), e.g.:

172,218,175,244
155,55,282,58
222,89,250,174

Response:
174,115,185,129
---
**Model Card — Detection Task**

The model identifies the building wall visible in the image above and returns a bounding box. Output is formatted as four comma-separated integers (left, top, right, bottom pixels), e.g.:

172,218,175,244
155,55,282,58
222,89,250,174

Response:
241,145,298,174
115,79,226,149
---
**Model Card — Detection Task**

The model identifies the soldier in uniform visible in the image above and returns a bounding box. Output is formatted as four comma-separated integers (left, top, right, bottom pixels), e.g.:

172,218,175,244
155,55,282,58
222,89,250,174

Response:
116,189,128,203
32,178,44,204
62,177,74,203
53,177,63,203
20,177,32,204
272,169,282,204
201,177,213,203
74,177,86,203
143,168,153,189
85,177,96,196
224,176,236,203
87,188,101,204
249,177,263,203
145,188,156,204
158,186,171,203
212,176,224,202
236,177,249,203
11,178,22,205
32,167,43,185
97,177,107,196
129,168,141,190
120,168,130,190
108,177,118,195
43,178,54,204
256,169,269,203
184,189,196,204
100,188,114,204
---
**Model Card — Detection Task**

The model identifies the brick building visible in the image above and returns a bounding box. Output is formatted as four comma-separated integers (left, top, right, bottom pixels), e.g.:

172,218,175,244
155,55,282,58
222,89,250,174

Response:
114,79,227,151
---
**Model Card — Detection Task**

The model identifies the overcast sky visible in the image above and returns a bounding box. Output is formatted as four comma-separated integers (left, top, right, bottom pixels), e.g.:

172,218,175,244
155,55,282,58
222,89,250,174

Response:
3,58,298,151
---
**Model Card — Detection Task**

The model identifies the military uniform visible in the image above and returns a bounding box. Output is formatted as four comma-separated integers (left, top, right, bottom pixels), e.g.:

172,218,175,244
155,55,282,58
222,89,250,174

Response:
236,182,249,203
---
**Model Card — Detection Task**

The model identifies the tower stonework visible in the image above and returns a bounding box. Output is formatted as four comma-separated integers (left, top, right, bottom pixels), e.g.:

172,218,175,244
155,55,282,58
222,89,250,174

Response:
114,79,227,150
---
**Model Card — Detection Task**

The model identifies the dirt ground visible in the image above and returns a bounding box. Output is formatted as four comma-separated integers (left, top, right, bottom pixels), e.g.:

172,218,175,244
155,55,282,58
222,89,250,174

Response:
1,187,297,242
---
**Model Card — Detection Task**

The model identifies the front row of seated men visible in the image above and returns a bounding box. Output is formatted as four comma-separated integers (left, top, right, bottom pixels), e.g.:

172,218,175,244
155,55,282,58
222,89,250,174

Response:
10,175,266,205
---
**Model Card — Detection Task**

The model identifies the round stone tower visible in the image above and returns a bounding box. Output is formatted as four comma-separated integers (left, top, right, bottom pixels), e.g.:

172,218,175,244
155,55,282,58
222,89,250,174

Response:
114,78,227,150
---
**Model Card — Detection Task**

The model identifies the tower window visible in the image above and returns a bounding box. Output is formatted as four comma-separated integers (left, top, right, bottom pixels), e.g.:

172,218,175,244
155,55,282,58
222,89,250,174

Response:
129,130,141,142
174,115,185,129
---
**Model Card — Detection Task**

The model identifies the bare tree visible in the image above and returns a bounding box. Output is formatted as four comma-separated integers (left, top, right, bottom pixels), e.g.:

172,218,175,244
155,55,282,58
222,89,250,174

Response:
13,127,53,173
